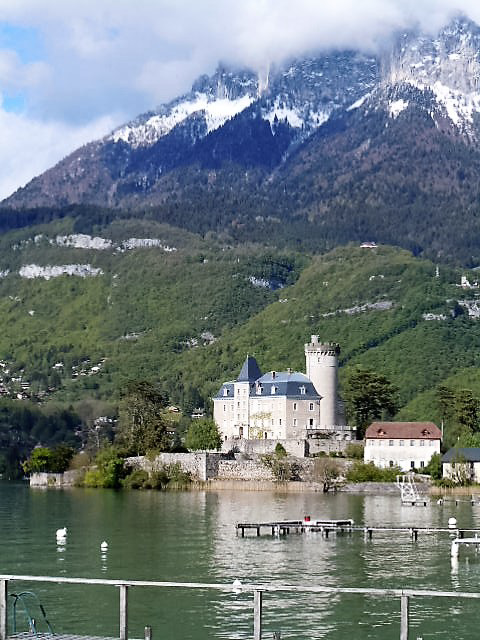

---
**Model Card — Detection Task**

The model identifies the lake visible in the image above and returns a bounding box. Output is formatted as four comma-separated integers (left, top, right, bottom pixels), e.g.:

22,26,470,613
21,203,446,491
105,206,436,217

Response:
1,482,479,639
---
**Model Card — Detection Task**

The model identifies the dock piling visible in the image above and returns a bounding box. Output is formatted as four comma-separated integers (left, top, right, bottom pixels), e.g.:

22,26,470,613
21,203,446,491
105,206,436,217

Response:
144,626,152,640
254,590,263,640
400,594,409,640
119,584,128,640
0,579,7,640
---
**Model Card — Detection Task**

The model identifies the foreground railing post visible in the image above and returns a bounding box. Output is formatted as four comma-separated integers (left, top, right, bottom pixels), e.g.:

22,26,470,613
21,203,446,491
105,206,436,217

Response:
119,585,128,640
400,594,409,640
0,579,7,640
254,590,263,640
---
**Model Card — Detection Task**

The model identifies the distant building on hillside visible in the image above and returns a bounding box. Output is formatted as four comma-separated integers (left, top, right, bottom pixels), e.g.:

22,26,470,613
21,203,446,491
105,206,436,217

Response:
364,421,442,471
213,336,344,441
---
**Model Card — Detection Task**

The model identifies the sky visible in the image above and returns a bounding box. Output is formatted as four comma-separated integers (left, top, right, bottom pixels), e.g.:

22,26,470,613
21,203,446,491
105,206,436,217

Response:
1,0,480,201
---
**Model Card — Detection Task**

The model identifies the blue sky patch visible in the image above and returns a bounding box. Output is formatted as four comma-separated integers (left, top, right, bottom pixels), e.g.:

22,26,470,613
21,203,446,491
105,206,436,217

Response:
0,23,44,63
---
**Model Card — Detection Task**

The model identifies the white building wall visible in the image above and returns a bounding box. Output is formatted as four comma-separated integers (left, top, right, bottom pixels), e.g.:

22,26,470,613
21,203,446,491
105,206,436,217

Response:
214,394,322,441
304,336,339,429
364,438,440,471
213,397,236,439
443,461,480,483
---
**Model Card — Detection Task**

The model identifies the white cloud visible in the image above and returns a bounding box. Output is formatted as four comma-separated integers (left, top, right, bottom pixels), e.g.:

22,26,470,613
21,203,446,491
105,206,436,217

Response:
0,105,119,200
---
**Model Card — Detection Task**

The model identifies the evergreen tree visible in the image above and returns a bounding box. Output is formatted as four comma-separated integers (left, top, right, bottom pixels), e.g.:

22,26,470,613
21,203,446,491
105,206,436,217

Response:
344,366,398,439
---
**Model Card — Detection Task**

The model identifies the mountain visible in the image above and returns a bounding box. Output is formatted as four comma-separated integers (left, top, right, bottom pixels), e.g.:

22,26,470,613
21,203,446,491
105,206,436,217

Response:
5,17,480,263
1,217,480,425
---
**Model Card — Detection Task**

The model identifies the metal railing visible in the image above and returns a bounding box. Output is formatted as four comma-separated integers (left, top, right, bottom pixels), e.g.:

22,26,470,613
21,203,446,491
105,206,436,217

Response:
1,574,480,640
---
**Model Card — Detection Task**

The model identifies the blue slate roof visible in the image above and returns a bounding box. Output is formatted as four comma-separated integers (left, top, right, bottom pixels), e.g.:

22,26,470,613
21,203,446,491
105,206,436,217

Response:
237,356,262,382
442,447,480,463
214,369,321,399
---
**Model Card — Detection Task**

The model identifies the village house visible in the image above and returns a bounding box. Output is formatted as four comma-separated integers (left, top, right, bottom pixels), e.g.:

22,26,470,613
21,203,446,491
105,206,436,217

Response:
213,336,344,441
442,448,480,483
364,421,442,471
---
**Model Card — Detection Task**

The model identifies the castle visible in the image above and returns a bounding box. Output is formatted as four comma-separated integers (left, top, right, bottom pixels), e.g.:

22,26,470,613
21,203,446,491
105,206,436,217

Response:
213,336,343,441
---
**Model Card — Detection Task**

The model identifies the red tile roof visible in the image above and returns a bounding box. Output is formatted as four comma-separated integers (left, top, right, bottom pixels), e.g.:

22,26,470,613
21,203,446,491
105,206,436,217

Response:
365,421,442,440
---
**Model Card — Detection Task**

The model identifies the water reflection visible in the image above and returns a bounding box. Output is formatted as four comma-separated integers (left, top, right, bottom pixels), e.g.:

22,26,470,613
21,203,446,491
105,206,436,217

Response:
2,484,480,639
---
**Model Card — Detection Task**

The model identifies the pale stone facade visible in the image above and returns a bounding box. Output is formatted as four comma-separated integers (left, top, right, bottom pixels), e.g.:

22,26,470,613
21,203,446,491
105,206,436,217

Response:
213,336,341,441
442,448,480,483
364,422,442,471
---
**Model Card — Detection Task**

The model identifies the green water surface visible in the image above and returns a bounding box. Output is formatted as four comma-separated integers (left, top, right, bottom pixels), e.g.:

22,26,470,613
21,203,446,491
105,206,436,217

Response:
0,483,479,639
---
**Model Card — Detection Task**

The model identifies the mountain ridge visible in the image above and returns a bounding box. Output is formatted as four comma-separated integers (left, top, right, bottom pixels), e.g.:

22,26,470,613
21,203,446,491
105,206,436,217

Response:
4,16,480,265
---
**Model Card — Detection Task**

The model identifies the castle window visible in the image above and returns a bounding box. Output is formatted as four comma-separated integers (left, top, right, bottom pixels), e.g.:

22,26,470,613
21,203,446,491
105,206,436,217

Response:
299,386,306,395
399,440,404,446
223,388,229,396
309,402,314,411
279,419,282,426
309,418,314,427
223,405,226,412
293,418,297,426
271,385,277,395
256,384,263,395
420,440,425,446
293,402,297,411
410,440,415,446
389,440,393,446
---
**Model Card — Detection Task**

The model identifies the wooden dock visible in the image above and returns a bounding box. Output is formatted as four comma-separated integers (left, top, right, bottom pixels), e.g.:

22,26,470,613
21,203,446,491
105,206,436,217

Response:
235,519,480,541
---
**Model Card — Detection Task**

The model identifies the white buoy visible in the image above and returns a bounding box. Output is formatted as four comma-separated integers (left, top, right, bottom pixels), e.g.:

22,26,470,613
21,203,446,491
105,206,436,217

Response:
56,527,67,540
232,579,242,594
448,517,457,529
100,541,108,551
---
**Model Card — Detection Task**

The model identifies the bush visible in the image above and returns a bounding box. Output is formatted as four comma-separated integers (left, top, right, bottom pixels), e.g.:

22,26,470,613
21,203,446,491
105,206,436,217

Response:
83,448,125,488
123,469,150,489
122,462,191,490
23,445,75,474
346,461,401,483
274,442,287,458
425,452,442,480
345,443,364,460
185,419,222,450
261,451,300,481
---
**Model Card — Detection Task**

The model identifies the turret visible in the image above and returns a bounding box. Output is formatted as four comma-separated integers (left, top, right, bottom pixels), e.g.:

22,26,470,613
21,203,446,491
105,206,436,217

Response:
305,335,340,429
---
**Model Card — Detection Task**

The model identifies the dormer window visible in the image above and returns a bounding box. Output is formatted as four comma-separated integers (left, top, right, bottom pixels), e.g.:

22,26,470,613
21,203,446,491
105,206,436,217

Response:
256,384,263,395
271,385,277,395
299,386,306,395
223,388,229,396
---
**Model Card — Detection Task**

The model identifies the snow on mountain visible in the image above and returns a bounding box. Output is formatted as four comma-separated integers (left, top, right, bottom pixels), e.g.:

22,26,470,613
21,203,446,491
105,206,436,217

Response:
386,17,480,133
111,93,255,148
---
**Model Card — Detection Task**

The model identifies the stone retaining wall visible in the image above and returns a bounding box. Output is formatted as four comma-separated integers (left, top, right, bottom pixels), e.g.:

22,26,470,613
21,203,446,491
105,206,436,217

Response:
30,470,80,487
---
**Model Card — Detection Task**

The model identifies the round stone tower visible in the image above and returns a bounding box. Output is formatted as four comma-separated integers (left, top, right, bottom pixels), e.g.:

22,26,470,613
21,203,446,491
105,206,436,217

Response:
304,335,340,429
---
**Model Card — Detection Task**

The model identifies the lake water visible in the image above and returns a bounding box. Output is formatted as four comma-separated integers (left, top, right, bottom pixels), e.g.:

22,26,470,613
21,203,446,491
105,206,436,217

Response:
1,482,480,639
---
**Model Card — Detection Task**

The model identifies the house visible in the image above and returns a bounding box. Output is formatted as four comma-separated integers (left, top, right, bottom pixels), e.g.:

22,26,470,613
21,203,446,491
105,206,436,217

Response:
213,336,344,441
442,448,480,483
364,421,442,471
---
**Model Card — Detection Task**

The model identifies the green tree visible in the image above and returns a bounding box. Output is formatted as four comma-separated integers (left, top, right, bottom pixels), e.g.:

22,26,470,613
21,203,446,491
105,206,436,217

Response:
344,367,398,438
116,381,172,455
83,447,125,489
22,445,74,474
185,419,222,450
425,452,442,480
455,389,479,432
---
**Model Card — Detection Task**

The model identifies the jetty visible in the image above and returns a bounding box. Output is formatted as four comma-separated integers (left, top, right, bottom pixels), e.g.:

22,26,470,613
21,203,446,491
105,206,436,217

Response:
2,574,480,640
235,519,480,541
